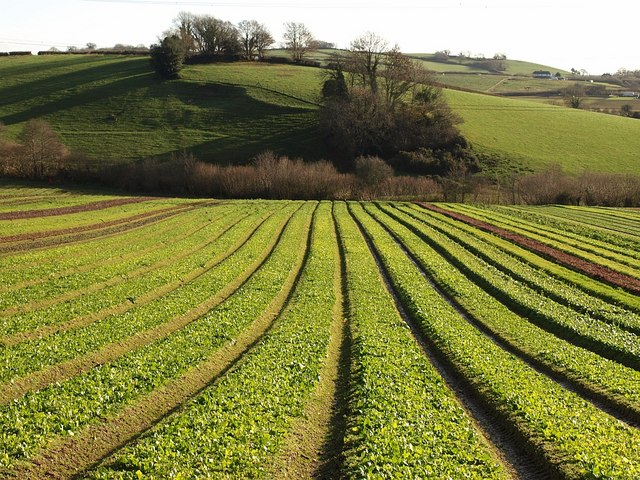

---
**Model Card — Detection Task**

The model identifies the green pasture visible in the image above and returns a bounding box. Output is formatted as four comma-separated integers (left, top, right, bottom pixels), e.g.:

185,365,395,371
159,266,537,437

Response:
0,55,325,163
411,53,569,76
445,89,640,174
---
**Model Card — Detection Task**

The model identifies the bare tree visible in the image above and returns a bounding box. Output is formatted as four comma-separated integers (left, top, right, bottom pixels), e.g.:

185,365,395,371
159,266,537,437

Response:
17,120,68,178
380,46,424,107
171,11,198,56
238,20,273,59
349,32,388,93
254,24,274,59
282,22,314,62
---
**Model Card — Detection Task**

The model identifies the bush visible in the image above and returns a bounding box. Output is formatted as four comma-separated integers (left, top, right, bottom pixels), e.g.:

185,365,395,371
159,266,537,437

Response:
150,36,186,79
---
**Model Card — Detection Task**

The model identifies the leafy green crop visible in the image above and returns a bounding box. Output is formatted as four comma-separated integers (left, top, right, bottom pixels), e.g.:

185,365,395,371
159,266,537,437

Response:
351,202,640,479
335,202,506,479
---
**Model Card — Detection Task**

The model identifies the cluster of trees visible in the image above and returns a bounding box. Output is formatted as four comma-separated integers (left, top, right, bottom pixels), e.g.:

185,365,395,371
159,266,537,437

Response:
150,13,276,78
150,13,330,78
166,12,274,59
320,32,479,177
0,121,68,179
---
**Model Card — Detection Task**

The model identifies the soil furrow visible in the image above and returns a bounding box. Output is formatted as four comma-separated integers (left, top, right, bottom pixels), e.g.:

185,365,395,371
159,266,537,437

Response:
350,205,548,480
270,204,350,479
370,207,640,428
0,208,289,404
5,204,316,480
0,212,245,318
0,208,223,294
0,197,154,220
0,204,202,254
394,204,640,336
421,203,640,295
1,214,250,346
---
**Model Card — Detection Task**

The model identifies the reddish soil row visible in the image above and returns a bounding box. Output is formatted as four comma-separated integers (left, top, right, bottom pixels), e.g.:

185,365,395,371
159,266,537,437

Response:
0,204,209,255
420,203,640,296
0,204,195,244
0,197,154,220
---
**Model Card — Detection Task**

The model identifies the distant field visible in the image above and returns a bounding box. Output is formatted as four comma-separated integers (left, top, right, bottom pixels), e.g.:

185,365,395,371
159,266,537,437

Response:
1,54,639,175
445,89,640,174
410,53,570,76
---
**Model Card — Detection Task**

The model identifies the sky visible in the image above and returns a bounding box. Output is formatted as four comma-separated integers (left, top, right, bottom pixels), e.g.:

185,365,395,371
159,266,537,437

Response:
1,0,638,74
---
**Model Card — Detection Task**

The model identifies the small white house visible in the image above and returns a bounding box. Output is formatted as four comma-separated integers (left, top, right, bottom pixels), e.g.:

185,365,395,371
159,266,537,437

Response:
532,70,553,79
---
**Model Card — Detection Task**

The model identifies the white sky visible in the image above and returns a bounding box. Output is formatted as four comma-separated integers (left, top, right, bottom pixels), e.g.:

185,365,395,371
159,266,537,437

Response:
1,0,638,74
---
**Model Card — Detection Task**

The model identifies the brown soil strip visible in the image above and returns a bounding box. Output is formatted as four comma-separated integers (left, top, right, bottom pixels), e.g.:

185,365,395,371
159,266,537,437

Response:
350,205,544,480
5,205,314,480
0,212,241,317
0,204,202,254
372,207,640,427
0,202,203,244
0,197,155,220
421,203,640,295
269,208,349,479
0,209,220,294
1,215,249,347
0,209,286,405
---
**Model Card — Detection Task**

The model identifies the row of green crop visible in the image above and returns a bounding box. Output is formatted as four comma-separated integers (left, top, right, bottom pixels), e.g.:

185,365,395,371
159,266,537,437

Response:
0,203,299,385
543,205,640,235
499,205,640,250
0,204,243,312
0,186,69,198
0,206,261,340
0,194,124,214
368,203,640,422
0,202,233,287
489,205,640,261
410,205,640,313
0,202,316,474
398,204,640,335
84,202,328,478
0,198,193,237
379,204,640,371
442,203,640,279
351,202,640,479
335,202,506,479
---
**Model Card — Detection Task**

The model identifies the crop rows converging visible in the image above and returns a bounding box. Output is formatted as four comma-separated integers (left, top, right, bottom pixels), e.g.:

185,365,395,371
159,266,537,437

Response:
1,189,639,479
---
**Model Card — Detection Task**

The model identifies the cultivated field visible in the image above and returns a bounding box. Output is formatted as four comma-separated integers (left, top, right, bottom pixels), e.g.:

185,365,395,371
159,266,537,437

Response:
1,185,640,478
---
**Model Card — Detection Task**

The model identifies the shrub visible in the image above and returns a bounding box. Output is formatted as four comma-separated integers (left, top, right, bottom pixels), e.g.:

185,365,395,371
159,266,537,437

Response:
150,36,186,79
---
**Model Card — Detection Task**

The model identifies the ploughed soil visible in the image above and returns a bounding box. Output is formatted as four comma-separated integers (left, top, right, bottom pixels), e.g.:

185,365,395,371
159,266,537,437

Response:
420,203,640,296
0,197,153,220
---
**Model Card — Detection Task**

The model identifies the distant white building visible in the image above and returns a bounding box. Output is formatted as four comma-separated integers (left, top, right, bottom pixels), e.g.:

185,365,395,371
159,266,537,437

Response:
619,91,638,98
532,70,553,79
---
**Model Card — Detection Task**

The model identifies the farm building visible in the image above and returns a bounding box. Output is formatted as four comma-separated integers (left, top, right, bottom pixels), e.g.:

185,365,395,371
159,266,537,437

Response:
619,91,638,98
532,70,553,79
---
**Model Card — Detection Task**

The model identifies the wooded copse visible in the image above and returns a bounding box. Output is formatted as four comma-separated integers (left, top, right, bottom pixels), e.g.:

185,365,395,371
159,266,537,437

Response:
319,32,479,177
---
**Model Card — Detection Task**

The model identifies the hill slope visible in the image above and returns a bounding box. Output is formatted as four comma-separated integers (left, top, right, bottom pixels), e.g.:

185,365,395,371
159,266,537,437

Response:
0,55,325,162
1,54,638,175
446,89,640,174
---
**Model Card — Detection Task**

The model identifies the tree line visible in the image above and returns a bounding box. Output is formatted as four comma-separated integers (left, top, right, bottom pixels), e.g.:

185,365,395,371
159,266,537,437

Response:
150,13,323,78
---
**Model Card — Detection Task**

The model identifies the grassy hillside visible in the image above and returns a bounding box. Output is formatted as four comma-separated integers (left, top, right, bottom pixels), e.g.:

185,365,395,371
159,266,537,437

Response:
410,53,569,76
446,89,640,174
0,55,324,163
1,54,639,175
